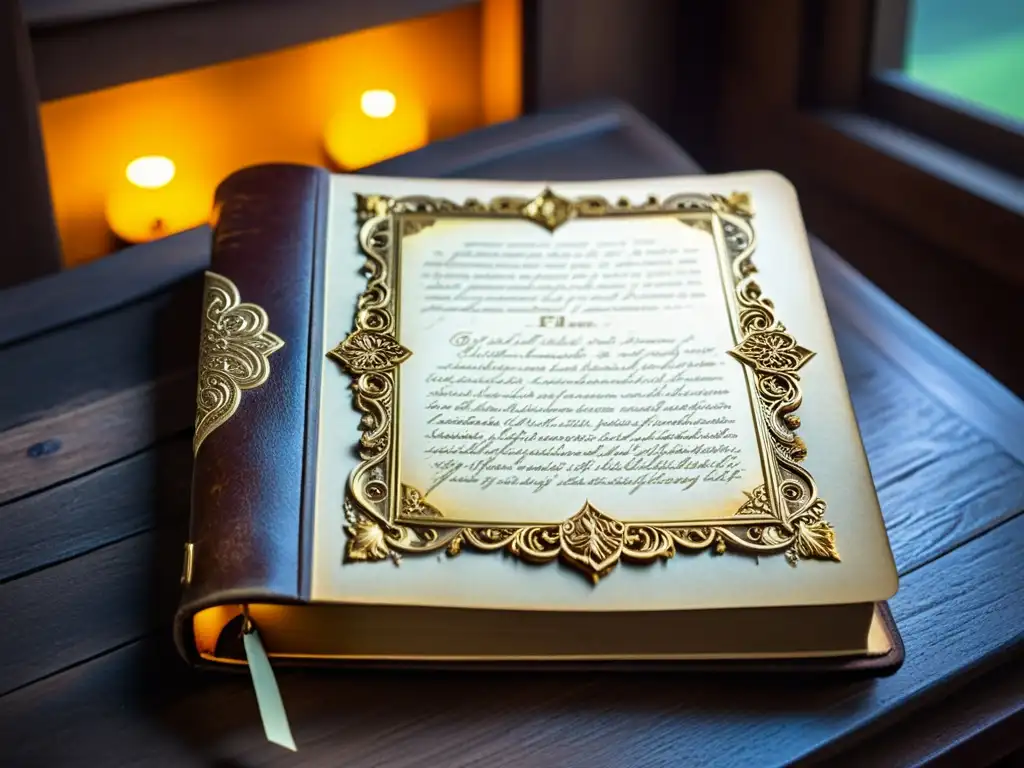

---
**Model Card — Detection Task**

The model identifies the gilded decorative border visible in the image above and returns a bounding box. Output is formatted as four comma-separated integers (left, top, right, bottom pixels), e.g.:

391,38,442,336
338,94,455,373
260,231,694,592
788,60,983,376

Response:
194,271,284,455
329,190,839,581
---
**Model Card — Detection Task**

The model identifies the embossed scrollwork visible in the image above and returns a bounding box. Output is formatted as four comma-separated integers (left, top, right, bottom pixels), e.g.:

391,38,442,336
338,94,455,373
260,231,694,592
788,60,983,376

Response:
193,271,284,455
333,188,839,579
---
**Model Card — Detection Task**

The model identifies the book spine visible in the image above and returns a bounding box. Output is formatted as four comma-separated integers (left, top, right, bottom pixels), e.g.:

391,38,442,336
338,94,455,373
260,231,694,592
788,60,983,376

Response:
174,163,329,663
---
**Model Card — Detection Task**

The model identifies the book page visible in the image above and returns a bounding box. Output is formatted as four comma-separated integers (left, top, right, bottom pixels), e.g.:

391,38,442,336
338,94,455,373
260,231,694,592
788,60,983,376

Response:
397,216,764,524
312,171,900,613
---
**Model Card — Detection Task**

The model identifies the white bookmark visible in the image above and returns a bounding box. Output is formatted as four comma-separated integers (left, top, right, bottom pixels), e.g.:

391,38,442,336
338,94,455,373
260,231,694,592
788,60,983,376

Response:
241,610,297,751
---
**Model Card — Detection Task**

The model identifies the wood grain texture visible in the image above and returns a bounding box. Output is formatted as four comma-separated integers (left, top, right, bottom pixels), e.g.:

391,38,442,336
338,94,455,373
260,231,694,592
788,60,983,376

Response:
828,659,1024,767
0,437,192,582
0,523,185,697
0,510,1019,767
0,371,194,504
0,226,209,348
0,274,201,432
831,318,1024,571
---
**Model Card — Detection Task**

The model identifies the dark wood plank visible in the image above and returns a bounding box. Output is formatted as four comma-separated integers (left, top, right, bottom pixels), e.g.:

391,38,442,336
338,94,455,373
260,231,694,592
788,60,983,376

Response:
0,274,201,433
0,226,209,348
722,111,1024,285
831,319,1024,572
31,0,473,100
23,0,212,27
828,659,1024,767
0,523,185,697
0,437,191,582
805,179,1024,400
866,73,1024,178
370,99,630,177
869,0,909,71
801,0,872,109
523,0,722,154
0,370,194,504
1,508,1019,767
0,0,61,288
816,241,1024,463
371,97,705,181
714,0,1024,292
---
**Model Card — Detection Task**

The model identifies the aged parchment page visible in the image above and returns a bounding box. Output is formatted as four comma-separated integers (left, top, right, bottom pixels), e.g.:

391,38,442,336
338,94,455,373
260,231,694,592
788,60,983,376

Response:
312,172,899,612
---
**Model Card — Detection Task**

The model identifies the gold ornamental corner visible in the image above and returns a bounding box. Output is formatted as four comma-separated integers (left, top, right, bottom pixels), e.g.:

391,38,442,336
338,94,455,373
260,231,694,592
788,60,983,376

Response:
193,271,284,455
333,188,839,583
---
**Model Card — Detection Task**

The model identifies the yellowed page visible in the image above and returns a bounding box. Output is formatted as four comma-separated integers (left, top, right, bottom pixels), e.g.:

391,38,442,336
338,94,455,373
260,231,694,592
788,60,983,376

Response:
312,171,899,612
397,216,763,525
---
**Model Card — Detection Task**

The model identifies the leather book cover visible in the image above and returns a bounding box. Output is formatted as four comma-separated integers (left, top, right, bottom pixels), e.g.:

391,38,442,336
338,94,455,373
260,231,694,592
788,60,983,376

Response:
174,162,904,678
174,163,330,666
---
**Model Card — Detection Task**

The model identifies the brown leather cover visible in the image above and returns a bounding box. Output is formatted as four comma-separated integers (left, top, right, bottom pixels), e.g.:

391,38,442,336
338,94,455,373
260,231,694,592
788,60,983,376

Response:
173,163,330,665
173,162,904,678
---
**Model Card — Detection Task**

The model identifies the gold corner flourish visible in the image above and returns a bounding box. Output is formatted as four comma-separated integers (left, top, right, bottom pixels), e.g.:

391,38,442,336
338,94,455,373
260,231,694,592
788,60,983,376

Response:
193,271,284,455
333,188,839,581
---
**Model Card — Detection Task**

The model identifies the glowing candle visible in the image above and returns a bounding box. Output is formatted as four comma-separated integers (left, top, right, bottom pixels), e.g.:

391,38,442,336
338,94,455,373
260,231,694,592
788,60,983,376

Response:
324,89,428,171
105,155,209,244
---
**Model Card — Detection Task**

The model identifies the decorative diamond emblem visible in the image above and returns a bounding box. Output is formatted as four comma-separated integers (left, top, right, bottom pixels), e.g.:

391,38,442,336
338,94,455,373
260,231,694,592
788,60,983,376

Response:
729,330,814,374
521,187,574,232
558,501,626,583
328,330,411,374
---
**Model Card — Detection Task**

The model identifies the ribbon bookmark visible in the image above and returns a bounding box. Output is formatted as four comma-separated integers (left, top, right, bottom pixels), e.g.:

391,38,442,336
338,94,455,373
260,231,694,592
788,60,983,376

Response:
242,611,297,751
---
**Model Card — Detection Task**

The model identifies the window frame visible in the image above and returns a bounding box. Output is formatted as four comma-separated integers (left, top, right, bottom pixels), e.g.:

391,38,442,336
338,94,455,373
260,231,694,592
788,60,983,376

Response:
716,0,1023,285
865,0,1024,177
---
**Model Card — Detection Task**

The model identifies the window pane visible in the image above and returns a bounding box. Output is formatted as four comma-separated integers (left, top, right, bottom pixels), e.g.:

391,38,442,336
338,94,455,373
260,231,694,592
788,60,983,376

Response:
904,0,1024,121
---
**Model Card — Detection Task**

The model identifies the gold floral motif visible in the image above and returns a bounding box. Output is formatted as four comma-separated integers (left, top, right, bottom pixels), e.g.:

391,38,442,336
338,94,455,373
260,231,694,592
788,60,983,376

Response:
344,511,392,562
401,484,442,518
719,191,754,217
559,502,626,582
334,189,838,579
328,330,411,374
343,486,839,582
730,330,814,373
193,271,284,455
791,518,841,564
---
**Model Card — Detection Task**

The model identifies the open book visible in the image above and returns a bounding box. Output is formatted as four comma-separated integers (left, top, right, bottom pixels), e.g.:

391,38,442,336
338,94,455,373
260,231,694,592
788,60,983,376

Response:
175,164,901,676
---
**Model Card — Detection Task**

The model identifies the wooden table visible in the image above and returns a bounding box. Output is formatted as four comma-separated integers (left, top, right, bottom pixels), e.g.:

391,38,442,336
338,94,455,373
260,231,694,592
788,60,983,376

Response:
1,101,1022,767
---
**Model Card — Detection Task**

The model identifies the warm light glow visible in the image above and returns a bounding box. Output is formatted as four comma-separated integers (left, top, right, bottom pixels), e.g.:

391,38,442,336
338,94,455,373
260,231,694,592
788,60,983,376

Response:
325,93,428,170
125,155,176,189
39,1,513,265
105,165,207,245
360,89,397,118
482,0,523,124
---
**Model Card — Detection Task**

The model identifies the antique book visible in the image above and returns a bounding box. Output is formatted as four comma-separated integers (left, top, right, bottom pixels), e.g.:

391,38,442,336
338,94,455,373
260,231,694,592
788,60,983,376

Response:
174,163,903,682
